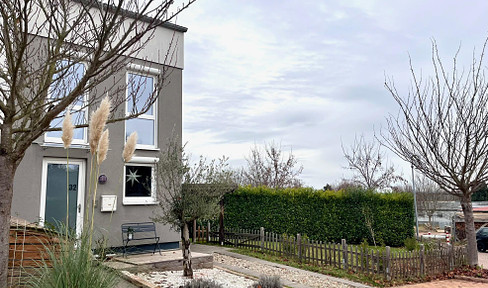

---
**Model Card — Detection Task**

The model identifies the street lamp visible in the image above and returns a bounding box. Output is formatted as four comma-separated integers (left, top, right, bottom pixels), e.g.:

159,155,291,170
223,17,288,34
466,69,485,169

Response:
412,165,420,239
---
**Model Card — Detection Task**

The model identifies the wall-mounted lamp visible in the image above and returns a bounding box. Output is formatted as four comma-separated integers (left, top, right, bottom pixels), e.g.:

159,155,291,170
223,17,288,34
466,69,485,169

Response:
98,174,108,184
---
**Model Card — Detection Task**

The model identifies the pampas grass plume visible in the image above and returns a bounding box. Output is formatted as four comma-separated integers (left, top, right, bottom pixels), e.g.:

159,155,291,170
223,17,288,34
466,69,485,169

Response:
89,96,111,154
97,130,109,165
61,109,74,149
123,132,138,162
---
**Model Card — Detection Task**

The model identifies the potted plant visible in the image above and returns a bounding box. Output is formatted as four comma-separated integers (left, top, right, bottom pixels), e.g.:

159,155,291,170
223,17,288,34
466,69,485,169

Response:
127,227,134,240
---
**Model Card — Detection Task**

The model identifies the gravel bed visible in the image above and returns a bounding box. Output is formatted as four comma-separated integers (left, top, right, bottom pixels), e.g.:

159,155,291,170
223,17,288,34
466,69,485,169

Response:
214,253,353,288
138,253,356,288
138,268,255,288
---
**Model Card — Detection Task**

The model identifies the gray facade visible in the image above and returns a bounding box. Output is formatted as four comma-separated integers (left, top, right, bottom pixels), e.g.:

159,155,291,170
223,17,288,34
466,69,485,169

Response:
11,23,185,249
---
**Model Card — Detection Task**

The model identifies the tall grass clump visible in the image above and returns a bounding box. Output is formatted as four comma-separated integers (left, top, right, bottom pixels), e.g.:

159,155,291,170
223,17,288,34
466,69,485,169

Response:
251,275,283,288
182,278,223,288
28,97,118,287
28,228,118,288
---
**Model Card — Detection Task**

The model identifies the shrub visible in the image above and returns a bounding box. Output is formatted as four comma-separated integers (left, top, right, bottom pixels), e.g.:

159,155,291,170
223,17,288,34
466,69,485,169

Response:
404,237,419,251
183,278,223,288
251,275,283,288
224,186,414,247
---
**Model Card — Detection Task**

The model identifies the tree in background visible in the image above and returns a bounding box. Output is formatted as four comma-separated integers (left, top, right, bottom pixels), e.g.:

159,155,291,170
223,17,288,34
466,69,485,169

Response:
342,135,403,190
0,0,194,282
381,39,488,266
238,142,304,188
414,175,445,228
153,136,235,278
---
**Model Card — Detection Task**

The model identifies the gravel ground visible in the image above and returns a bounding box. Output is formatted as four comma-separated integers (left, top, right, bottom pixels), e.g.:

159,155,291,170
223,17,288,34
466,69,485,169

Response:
137,252,357,288
138,268,256,288
214,253,353,288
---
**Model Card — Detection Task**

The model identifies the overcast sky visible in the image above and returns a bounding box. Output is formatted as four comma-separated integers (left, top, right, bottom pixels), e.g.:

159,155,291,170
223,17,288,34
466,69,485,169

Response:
175,1,488,189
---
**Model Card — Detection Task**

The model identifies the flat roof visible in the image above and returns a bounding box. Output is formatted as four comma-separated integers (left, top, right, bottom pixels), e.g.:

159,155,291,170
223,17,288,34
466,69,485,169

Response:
73,0,188,33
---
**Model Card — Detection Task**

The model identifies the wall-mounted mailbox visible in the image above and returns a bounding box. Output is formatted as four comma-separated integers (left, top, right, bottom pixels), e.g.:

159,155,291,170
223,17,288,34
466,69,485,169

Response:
100,195,117,212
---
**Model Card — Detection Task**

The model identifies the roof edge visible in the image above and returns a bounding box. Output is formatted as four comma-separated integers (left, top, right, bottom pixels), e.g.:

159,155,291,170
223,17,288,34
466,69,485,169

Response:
72,0,188,33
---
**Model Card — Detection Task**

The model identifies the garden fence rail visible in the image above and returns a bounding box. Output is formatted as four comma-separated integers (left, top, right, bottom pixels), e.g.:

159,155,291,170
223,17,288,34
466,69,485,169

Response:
192,224,467,281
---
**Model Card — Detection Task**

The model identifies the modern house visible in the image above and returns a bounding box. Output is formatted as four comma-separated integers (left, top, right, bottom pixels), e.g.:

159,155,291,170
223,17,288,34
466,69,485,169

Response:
9,7,186,251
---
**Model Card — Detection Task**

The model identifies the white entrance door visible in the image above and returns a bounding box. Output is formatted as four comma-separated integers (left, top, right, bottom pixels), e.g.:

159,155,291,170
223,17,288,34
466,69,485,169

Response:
40,158,85,235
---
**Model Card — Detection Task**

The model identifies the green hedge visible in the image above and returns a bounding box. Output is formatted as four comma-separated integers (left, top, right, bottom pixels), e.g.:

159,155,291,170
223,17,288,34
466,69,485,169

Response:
224,186,414,247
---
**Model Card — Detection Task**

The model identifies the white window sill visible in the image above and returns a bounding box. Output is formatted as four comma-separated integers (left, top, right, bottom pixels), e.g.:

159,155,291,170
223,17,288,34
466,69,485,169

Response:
122,199,159,206
135,146,160,151
39,142,90,149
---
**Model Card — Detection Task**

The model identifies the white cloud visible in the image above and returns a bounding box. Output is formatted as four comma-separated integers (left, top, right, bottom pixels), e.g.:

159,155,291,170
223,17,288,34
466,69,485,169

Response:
178,0,488,188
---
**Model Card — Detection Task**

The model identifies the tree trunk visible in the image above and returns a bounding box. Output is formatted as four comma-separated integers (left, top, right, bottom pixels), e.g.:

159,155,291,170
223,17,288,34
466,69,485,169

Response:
219,198,225,245
182,222,193,278
460,195,478,266
0,156,17,286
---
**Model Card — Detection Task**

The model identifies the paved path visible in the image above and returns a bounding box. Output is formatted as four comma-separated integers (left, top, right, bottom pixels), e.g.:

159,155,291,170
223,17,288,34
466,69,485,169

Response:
192,244,371,288
479,252,488,269
396,280,488,288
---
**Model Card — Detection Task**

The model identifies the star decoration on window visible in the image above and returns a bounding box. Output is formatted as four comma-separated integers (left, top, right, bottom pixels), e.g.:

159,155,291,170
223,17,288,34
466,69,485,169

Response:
126,169,141,186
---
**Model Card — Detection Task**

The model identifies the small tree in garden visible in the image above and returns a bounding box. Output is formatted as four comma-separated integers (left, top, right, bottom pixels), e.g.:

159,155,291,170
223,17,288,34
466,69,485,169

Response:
153,136,235,277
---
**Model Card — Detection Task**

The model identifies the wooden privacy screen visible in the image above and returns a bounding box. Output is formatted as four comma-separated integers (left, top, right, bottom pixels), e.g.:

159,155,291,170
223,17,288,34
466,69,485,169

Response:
8,218,59,287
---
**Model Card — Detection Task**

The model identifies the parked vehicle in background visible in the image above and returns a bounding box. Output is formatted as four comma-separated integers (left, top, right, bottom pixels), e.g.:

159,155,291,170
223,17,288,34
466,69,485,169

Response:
476,227,488,252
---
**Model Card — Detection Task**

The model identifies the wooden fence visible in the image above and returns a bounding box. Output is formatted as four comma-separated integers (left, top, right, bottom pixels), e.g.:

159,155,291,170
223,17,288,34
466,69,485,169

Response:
9,219,60,287
192,225,467,281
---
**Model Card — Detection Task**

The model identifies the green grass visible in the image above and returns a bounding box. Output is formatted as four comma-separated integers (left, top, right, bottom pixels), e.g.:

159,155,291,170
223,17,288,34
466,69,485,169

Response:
229,248,386,287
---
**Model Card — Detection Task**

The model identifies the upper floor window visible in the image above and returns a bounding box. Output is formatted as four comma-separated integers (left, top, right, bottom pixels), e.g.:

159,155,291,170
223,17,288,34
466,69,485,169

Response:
45,61,87,145
125,72,157,149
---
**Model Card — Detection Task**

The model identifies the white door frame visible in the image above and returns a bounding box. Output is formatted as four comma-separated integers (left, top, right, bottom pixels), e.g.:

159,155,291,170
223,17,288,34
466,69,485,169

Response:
39,158,86,235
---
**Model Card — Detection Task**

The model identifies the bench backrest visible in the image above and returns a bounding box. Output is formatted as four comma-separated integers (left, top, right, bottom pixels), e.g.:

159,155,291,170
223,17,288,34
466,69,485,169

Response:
121,222,157,241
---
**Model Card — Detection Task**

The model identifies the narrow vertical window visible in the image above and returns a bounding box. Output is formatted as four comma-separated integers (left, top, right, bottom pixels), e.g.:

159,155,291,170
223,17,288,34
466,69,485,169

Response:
125,72,157,149
45,61,87,144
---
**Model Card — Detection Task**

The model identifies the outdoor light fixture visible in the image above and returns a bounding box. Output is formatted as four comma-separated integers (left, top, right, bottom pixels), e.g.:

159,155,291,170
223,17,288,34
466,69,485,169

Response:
98,174,108,184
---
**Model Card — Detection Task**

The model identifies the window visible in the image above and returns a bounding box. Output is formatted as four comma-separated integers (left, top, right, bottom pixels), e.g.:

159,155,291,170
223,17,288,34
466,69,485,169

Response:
125,72,157,149
45,61,87,144
123,156,158,205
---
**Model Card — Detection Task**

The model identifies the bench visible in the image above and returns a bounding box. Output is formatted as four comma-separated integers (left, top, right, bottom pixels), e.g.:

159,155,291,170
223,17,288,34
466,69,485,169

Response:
121,222,162,256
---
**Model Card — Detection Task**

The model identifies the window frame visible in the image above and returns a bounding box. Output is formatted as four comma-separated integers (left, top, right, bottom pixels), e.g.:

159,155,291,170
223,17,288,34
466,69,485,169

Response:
125,66,158,150
122,156,159,205
44,61,88,145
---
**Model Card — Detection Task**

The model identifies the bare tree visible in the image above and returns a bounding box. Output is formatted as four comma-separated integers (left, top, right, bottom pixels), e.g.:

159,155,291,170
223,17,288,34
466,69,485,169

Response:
342,135,403,190
153,136,235,278
239,142,304,189
414,175,444,228
0,0,194,283
381,39,488,266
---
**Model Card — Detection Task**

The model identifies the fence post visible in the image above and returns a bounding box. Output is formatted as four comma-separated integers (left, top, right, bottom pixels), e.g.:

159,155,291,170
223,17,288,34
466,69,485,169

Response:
206,221,211,243
297,233,302,263
385,246,391,281
449,243,454,269
260,227,265,251
341,239,347,270
192,220,197,243
419,244,425,276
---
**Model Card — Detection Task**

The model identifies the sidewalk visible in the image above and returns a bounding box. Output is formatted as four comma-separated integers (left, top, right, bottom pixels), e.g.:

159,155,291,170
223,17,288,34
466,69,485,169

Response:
192,244,372,288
